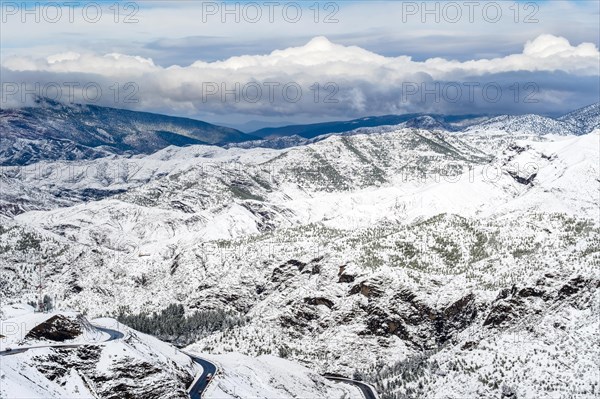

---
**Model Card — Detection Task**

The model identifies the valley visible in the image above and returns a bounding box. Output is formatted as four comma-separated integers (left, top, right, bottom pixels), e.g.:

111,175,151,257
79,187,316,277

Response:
0,102,599,398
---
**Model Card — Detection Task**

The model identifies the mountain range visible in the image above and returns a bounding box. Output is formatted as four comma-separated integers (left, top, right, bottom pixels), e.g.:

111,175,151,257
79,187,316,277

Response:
0,98,256,166
2,98,598,166
0,100,599,398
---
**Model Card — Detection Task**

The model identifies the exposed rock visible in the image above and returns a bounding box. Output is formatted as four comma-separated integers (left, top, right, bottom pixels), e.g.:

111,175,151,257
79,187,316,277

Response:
349,281,383,298
461,341,477,350
557,276,589,299
280,305,319,330
304,297,334,309
436,294,477,343
25,315,83,342
508,170,537,185
271,259,308,283
518,287,544,298
483,301,522,328
338,273,355,283
286,259,307,270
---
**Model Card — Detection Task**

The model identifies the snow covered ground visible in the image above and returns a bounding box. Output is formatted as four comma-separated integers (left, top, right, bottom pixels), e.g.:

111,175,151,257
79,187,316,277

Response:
0,307,200,398
0,306,366,399
0,304,108,349
189,352,363,399
0,104,598,398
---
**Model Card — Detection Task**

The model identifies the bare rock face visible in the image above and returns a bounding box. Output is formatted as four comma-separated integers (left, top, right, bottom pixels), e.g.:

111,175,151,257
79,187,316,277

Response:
338,273,355,283
557,276,592,299
349,280,384,298
435,293,478,344
24,315,83,342
304,297,335,309
483,275,599,329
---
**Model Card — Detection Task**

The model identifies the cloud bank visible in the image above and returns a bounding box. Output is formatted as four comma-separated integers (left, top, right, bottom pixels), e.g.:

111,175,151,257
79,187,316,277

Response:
1,34,599,120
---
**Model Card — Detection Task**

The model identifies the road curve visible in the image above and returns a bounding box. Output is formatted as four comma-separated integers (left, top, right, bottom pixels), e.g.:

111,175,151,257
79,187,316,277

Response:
93,325,125,341
184,352,218,399
0,324,216,399
1,328,375,399
0,324,123,356
324,376,379,399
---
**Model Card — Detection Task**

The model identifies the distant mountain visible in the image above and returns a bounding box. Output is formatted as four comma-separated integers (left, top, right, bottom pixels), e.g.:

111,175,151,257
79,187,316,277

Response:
463,114,580,136
218,119,299,132
2,98,597,165
0,98,258,166
247,104,599,148
558,102,600,134
250,114,486,139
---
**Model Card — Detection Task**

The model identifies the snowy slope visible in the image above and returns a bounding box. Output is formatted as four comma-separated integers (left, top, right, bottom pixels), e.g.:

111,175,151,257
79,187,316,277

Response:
0,98,254,166
0,107,599,398
0,305,364,399
0,307,200,399
558,102,600,134
189,352,363,399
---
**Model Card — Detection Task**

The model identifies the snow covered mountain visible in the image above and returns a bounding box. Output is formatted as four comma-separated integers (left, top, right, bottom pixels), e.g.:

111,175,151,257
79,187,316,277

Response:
463,114,579,136
0,102,598,398
0,304,200,398
558,102,600,134
4,98,596,167
0,304,358,398
0,98,255,166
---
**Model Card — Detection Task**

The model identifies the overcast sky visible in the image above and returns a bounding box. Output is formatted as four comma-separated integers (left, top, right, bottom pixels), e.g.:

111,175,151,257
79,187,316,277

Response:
1,0,599,128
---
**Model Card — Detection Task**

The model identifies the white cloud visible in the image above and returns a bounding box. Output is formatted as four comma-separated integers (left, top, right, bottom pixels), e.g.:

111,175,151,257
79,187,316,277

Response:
6,34,598,75
1,35,598,118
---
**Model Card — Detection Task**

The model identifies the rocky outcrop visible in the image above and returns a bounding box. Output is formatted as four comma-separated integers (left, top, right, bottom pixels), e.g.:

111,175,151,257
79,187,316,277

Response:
557,276,592,299
304,297,334,309
337,265,356,283
33,344,191,399
350,280,384,298
338,273,355,283
25,315,83,342
435,293,478,343
357,287,478,350
484,276,598,329
483,284,542,328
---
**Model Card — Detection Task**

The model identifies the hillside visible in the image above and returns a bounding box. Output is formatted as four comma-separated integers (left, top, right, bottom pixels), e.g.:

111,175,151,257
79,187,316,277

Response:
0,106,598,399
0,98,256,166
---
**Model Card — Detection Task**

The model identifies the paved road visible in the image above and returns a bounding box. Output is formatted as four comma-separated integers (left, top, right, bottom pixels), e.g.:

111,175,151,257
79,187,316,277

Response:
0,324,123,356
0,324,217,399
185,352,218,399
1,327,375,399
94,325,125,341
324,376,379,399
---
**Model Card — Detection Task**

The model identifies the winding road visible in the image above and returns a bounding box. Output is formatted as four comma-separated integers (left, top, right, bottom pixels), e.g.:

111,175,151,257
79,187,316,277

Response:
0,322,218,399
1,324,377,399
0,324,124,356
324,375,379,399
182,355,380,399
94,325,125,341
185,352,218,399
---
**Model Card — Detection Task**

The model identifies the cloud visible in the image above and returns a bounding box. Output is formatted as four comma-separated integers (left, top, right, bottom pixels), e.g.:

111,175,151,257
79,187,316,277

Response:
1,35,598,119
